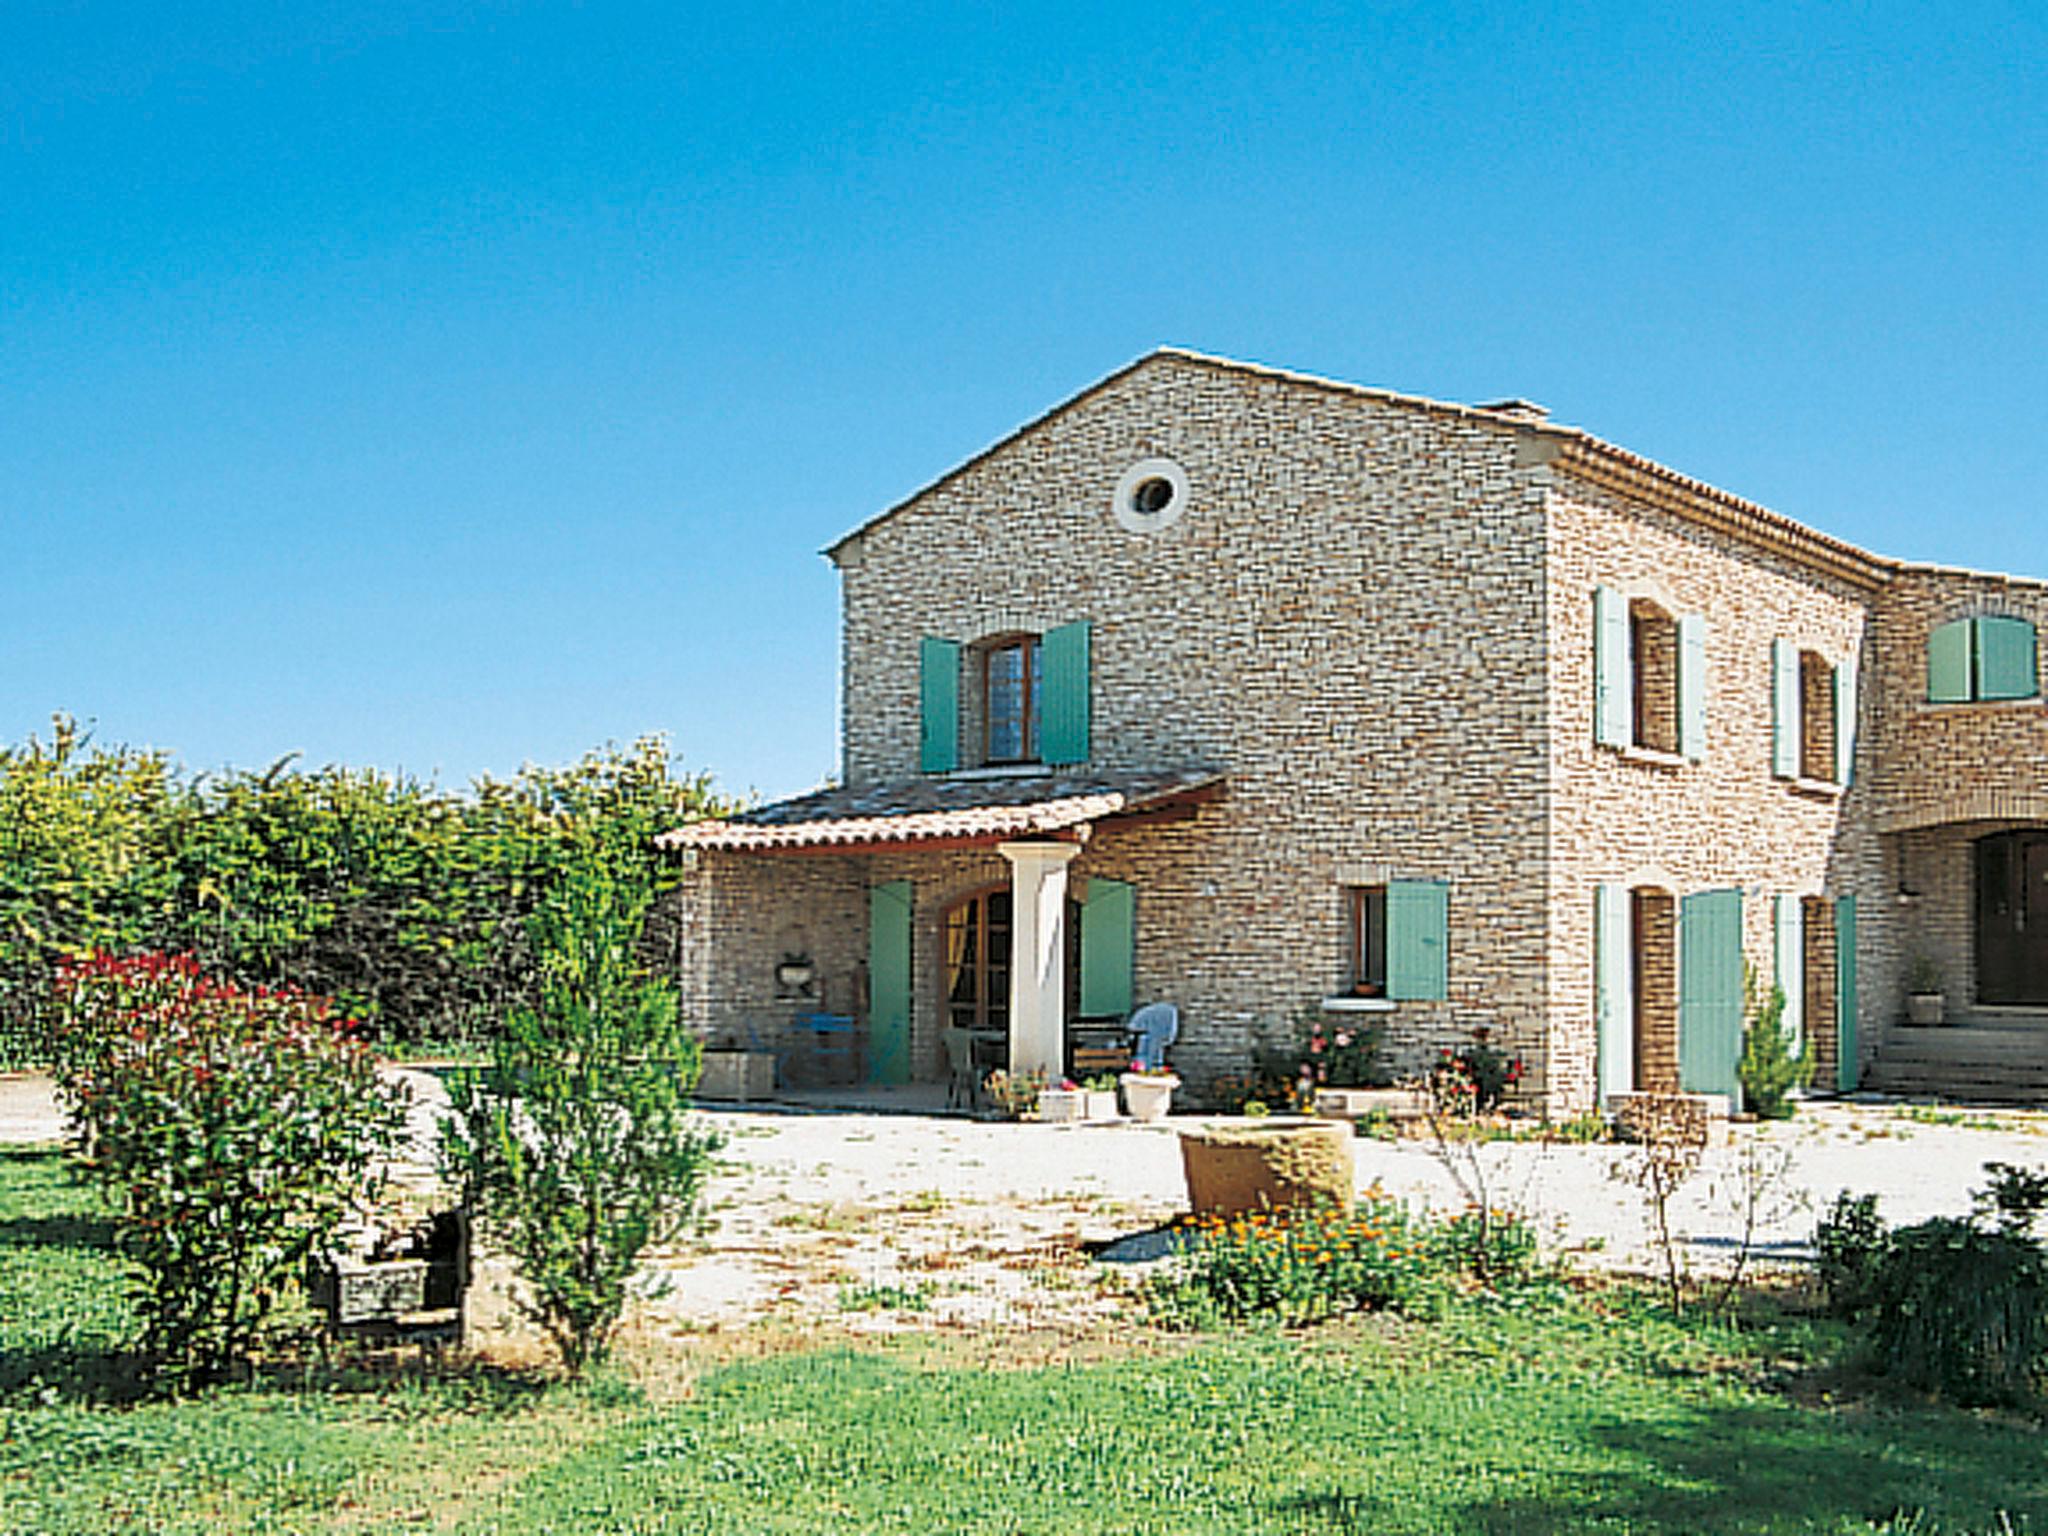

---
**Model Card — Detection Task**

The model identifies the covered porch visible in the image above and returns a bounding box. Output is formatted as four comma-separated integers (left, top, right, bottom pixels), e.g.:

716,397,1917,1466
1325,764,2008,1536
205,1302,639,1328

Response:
1864,799,2048,1101
656,768,1225,1094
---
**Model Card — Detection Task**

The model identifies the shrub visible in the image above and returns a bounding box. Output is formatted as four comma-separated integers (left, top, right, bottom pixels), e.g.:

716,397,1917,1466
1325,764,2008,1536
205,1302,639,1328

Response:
1428,1027,1526,1116
440,847,721,1376
50,952,407,1389
1737,968,1811,1119
1815,1191,1889,1319
1975,1161,2048,1236
1148,1189,1545,1329
1868,1217,2048,1406
1151,1193,1445,1328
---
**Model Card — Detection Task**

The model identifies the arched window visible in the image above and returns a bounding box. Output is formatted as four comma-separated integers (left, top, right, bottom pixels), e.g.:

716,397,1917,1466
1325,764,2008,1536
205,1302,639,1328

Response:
1929,615,2039,704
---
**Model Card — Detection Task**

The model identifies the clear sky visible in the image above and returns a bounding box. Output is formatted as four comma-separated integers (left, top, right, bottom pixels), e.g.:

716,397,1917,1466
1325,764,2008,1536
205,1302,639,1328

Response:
5,1,2043,802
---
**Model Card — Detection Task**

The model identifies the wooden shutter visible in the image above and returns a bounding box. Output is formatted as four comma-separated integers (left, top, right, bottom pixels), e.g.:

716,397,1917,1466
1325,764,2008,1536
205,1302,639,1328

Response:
1387,879,1449,1001
1678,613,1708,761
1040,621,1092,766
919,638,960,773
1078,877,1135,1018
1927,618,1972,703
1976,616,2039,701
1678,888,1744,1100
1774,893,1804,1049
1834,654,1858,786
1835,895,1859,1092
1595,884,1634,1104
1593,587,1631,748
867,880,913,1085
1771,639,1799,778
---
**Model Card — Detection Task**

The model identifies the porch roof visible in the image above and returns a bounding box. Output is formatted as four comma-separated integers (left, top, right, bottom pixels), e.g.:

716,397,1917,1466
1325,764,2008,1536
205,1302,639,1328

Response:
655,767,1226,855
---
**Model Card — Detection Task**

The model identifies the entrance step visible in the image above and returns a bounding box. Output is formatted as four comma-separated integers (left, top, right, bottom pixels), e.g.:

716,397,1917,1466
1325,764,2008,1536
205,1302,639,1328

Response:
1866,1023,2048,1104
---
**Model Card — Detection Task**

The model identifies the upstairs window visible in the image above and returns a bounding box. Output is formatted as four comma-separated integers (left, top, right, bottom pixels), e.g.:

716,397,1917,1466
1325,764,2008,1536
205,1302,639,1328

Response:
1928,615,2039,704
1772,639,1858,786
1630,600,1680,757
1594,587,1706,760
919,622,1092,773
983,636,1041,762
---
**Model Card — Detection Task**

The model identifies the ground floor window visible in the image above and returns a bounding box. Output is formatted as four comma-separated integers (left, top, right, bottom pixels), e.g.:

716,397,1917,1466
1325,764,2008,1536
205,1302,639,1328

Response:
1977,830,2048,1006
1346,886,1387,994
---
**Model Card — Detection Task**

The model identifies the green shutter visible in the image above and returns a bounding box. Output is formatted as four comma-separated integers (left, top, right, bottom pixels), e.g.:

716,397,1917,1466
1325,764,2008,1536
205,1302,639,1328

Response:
1678,888,1744,1100
1774,893,1804,1050
1928,618,1972,703
1834,655,1858,785
1593,587,1631,748
1771,639,1799,778
1678,613,1708,761
867,880,913,1086
1078,877,1135,1018
1976,616,2039,701
919,637,960,773
1836,895,1859,1092
1595,884,1634,1104
1040,621,1092,766
1387,879,1449,1001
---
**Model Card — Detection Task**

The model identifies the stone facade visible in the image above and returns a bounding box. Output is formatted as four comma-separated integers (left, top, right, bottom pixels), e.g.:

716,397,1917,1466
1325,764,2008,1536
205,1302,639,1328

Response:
661,350,2048,1114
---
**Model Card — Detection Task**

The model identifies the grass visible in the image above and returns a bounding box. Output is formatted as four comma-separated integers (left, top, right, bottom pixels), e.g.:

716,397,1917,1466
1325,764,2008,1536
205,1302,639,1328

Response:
3,1145,2045,1533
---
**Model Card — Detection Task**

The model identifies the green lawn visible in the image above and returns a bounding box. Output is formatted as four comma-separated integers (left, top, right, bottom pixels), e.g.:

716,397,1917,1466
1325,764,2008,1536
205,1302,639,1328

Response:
2,1144,2042,1535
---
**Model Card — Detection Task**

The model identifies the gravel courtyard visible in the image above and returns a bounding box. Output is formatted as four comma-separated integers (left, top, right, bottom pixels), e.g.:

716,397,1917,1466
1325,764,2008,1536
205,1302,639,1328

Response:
7,1069,2044,1344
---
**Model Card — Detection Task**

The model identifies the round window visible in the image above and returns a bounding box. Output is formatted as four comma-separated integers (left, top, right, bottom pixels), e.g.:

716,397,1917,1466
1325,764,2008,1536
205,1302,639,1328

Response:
1111,457,1190,533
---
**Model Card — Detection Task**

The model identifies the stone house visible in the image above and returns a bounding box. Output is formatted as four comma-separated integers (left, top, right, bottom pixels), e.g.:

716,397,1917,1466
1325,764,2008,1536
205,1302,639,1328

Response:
657,349,2048,1114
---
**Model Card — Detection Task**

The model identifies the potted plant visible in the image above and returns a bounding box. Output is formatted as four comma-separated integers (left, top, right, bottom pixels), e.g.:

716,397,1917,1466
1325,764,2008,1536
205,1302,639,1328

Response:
1037,1078,1087,1123
1906,955,1946,1026
775,951,816,992
1080,1073,1120,1120
1120,1060,1180,1123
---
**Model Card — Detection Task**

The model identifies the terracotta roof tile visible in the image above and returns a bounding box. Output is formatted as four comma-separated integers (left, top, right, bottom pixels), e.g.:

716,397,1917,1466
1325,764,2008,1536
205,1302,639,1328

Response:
656,767,1225,854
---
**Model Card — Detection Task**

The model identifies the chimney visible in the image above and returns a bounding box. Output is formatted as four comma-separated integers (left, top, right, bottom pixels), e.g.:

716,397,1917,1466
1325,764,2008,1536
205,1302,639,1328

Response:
1476,398,1549,422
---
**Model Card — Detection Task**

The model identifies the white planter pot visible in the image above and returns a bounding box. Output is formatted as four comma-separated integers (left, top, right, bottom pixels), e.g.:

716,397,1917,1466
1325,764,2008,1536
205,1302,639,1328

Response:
1907,992,1946,1027
1084,1090,1120,1121
1037,1088,1087,1123
1121,1073,1179,1124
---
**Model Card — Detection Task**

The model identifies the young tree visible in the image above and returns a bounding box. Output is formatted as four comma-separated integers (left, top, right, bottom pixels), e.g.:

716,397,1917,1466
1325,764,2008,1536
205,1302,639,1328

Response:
440,841,720,1375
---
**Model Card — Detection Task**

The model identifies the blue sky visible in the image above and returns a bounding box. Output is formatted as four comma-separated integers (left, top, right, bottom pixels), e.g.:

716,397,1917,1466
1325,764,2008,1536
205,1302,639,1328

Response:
5,1,2043,802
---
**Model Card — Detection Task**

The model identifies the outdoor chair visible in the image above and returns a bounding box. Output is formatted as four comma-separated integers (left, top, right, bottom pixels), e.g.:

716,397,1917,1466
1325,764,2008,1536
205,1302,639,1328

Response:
1127,1002,1180,1071
942,1027,980,1112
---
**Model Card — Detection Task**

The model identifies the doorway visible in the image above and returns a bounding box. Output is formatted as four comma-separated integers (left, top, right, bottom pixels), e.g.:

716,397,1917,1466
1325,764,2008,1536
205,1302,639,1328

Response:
1977,831,2048,1006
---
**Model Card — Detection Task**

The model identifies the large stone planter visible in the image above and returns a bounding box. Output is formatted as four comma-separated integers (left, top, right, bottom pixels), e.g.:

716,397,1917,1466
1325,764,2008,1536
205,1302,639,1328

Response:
1178,1119,1355,1218
1121,1073,1179,1123
698,1049,776,1102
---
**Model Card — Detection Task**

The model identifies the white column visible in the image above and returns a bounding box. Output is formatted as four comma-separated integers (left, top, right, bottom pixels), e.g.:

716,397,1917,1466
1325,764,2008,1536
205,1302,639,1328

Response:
998,840,1081,1077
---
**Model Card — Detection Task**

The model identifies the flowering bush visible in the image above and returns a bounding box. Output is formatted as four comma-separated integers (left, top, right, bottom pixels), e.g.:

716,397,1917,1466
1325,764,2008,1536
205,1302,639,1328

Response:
981,1068,1046,1119
1151,1191,1444,1328
1428,1027,1525,1116
51,952,407,1388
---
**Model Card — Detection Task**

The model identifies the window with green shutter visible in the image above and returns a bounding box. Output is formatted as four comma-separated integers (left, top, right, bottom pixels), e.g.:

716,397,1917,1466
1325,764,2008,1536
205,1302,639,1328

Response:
1928,615,2039,704
1386,879,1449,1001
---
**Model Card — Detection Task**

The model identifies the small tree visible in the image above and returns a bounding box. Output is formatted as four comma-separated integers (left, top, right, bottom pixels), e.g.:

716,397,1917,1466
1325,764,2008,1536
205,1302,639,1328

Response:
441,844,720,1375
51,952,407,1389
1737,967,1811,1120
